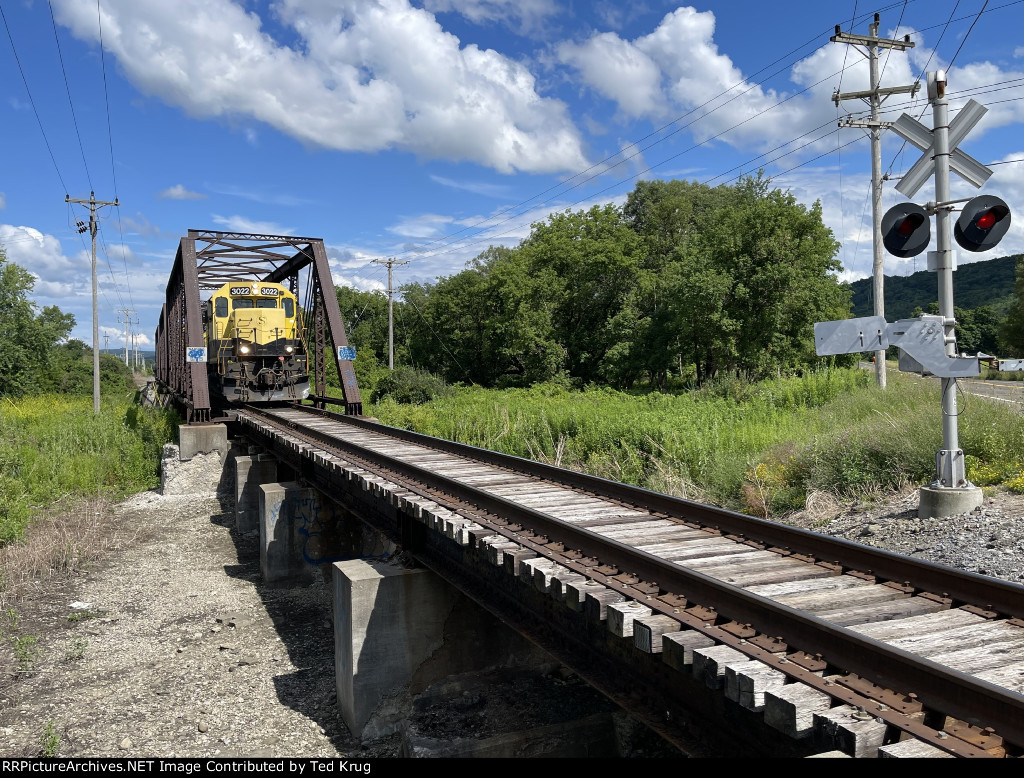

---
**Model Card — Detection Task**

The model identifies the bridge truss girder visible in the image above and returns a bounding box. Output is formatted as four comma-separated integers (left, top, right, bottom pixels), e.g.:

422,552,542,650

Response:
155,231,362,422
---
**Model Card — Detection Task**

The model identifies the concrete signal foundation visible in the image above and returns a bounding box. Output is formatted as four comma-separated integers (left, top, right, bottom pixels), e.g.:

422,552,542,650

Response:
918,484,984,518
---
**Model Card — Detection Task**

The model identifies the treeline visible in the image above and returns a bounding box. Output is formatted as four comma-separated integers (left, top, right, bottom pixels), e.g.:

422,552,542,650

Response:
902,258,1024,358
338,175,853,390
851,254,1018,320
0,249,134,398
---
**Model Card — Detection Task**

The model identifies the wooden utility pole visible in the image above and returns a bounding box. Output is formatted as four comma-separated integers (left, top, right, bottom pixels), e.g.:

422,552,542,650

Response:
371,257,409,370
831,14,917,389
66,191,119,413
117,308,136,368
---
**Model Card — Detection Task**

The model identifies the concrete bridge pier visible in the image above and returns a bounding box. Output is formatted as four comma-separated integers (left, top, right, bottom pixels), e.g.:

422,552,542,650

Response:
256,481,395,586
332,558,557,743
235,452,278,534
259,482,343,586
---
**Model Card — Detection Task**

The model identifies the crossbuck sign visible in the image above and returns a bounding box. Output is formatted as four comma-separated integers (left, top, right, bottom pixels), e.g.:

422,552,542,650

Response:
893,98,992,197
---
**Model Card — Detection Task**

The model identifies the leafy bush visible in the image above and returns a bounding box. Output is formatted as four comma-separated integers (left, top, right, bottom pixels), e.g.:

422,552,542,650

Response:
0,396,177,544
367,368,1024,516
371,367,454,405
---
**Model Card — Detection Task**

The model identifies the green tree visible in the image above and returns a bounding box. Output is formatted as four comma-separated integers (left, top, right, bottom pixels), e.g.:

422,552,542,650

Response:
402,246,562,386
0,248,76,396
626,175,849,383
516,205,645,385
912,302,1002,356
1001,256,1024,357
400,176,850,391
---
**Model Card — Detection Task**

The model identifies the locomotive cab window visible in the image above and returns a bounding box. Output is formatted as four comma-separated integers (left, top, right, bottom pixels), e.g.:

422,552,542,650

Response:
256,299,278,309
283,299,294,318
233,299,254,309
214,298,228,317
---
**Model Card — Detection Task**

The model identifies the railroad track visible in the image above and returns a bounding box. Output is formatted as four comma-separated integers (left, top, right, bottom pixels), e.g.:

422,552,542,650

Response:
236,403,1024,758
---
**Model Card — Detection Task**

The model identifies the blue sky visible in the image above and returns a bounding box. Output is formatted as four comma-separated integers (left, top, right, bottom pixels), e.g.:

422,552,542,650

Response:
2,0,1024,351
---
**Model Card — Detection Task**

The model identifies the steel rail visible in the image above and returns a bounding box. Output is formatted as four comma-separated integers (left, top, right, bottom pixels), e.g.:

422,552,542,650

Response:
306,403,1024,619
241,404,1024,748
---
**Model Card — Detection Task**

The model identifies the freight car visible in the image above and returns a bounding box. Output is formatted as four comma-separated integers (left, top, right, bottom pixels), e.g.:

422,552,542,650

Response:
203,280,310,402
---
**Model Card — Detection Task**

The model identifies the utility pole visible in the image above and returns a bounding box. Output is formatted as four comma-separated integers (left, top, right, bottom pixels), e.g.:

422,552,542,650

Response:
66,191,119,414
117,308,136,368
132,316,140,371
832,14,917,389
371,257,409,370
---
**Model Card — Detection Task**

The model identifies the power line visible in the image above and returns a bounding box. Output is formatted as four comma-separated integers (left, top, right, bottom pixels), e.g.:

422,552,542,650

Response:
946,0,990,71
96,0,134,312
47,0,92,191
1,3,70,193
434,2,1021,267
390,9,894,264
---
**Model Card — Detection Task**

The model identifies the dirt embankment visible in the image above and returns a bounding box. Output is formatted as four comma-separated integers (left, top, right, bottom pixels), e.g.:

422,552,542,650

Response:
0,486,393,758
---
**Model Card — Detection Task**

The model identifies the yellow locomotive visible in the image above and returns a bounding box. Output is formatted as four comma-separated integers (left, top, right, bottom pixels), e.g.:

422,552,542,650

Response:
203,281,310,402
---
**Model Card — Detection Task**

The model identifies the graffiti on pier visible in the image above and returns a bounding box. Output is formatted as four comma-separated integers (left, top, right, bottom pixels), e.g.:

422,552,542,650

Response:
268,490,390,566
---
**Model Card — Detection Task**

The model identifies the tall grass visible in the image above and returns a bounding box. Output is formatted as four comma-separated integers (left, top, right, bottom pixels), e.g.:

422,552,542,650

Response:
0,395,177,544
366,369,1024,516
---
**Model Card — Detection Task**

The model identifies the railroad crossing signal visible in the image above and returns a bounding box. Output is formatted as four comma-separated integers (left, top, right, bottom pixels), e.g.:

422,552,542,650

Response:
955,194,1011,252
892,96,992,197
881,82,1010,262
881,202,930,257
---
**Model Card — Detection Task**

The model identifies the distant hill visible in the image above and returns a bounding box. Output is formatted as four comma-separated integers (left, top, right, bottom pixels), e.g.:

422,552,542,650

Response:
850,253,1019,319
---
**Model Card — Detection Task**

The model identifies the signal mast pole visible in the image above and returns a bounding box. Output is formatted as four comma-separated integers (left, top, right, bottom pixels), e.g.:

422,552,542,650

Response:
372,257,409,370
66,191,119,413
832,14,917,388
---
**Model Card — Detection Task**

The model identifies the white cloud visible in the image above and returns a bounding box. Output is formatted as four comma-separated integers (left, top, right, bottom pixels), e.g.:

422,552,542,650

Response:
0,192,6,209
942,61,1024,137
326,244,382,271
100,241,143,267
388,213,454,239
121,213,167,238
430,175,512,197
53,0,588,174
158,184,207,200
0,225,88,280
557,10,926,159
210,214,293,235
335,274,387,293
421,0,558,33
557,32,663,118
207,184,311,207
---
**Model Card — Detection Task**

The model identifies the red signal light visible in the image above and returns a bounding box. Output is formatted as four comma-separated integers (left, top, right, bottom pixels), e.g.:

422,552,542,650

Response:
955,195,1011,252
976,210,997,230
897,213,924,237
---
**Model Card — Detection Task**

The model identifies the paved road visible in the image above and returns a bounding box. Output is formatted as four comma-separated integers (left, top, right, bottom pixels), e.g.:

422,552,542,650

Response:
959,378,1024,405
859,361,1024,405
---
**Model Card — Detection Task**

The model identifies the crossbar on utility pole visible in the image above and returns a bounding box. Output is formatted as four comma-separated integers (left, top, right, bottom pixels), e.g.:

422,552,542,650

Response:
831,13,917,389
66,191,119,414
371,257,409,370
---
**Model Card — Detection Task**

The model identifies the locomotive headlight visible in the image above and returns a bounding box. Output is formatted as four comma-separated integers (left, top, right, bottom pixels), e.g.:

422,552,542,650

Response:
239,345,251,355
285,345,294,353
